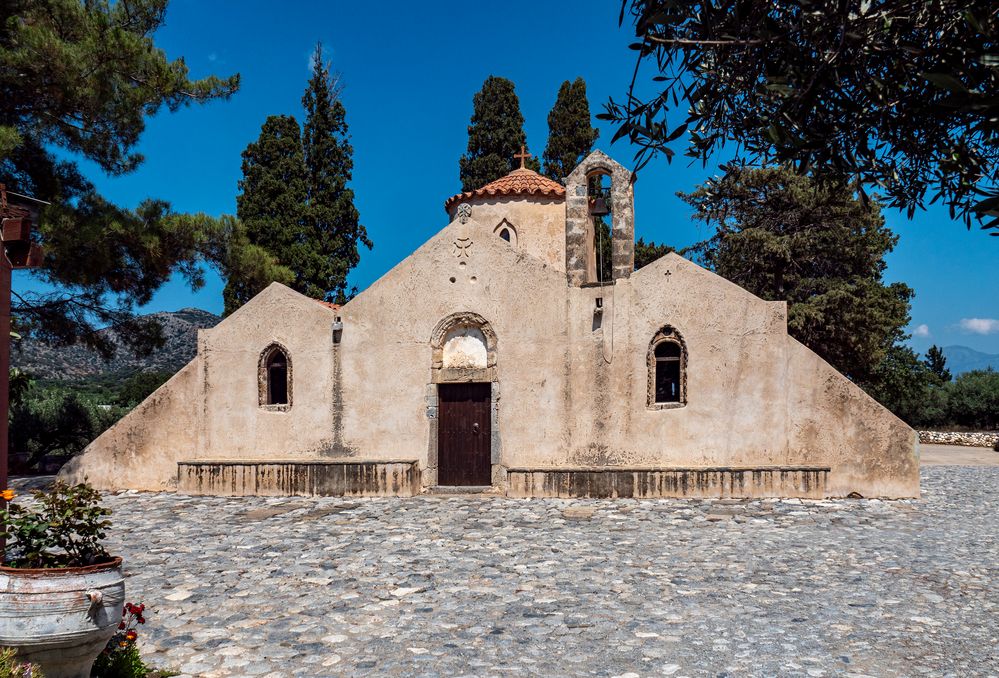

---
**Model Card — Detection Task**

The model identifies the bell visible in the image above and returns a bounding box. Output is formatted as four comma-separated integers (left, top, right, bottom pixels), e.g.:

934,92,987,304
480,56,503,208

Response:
589,196,611,217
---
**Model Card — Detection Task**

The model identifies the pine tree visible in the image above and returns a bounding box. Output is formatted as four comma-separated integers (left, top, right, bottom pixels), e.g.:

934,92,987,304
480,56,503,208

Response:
302,43,371,303
459,76,539,191
542,78,599,181
634,237,674,269
680,166,913,385
2,0,239,356
226,115,308,314
924,345,952,384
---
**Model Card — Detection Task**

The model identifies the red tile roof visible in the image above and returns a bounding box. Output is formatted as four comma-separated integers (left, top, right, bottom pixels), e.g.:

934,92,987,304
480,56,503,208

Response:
316,300,341,311
444,168,565,212
0,185,30,220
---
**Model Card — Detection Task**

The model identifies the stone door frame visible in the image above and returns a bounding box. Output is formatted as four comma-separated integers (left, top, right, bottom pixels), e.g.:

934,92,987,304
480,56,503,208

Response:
425,312,502,489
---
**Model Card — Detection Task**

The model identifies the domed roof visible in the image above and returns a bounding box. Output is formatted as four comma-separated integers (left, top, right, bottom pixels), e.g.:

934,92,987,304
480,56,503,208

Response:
444,167,565,212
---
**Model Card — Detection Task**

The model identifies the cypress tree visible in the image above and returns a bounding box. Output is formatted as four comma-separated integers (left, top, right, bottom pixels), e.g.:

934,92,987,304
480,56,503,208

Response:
225,44,370,312
459,76,539,191
302,43,370,303
226,114,308,314
542,78,599,181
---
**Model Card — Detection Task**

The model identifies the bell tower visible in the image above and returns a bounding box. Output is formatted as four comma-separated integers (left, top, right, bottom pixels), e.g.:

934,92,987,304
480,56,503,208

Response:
564,151,634,286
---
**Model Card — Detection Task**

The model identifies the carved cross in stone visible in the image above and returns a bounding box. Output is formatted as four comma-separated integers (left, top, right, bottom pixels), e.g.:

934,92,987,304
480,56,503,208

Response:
514,145,531,170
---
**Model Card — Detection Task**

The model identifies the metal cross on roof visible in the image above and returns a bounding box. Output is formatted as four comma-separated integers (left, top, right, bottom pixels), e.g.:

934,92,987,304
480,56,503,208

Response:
514,145,531,170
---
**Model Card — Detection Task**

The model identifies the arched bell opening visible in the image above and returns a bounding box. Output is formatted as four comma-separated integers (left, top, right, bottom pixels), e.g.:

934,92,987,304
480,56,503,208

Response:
564,151,635,287
587,170,613,284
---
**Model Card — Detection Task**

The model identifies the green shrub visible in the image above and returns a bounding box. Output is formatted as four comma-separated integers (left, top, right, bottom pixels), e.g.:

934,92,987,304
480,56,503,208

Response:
0,648,43,678
0,482,111,568
91,643,147,678
7,370,172,474
91,603,151,678
945,369,999,431
9,384,128,473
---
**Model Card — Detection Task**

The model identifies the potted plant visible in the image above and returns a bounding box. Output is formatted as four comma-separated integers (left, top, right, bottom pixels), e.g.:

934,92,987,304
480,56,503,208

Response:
0,482,125,678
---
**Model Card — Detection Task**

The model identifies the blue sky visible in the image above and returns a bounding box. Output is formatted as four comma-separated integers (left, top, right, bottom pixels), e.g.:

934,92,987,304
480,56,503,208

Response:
14,0,999,353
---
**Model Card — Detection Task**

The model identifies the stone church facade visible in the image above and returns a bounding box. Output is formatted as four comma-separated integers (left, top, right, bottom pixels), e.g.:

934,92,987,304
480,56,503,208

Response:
62,151,919,499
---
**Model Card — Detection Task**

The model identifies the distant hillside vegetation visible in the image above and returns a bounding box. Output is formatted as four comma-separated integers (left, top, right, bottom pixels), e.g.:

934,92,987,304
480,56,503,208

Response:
13,308,221,380
943,345,999,375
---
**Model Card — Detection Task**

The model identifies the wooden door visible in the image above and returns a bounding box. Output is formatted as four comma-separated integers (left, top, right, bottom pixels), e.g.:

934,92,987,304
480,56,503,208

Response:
438,383,492,486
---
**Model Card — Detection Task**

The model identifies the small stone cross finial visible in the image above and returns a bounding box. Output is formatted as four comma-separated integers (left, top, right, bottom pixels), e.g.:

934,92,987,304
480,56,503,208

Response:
514,145,531,169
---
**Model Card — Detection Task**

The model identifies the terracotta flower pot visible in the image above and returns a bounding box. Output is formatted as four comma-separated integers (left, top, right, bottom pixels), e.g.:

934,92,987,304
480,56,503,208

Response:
0,557,125,678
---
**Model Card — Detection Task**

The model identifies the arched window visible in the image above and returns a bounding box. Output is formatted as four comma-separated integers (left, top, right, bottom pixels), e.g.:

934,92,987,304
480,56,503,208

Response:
654,342,681,403
493,220,517,246
259,344,292,409
647,327,686,408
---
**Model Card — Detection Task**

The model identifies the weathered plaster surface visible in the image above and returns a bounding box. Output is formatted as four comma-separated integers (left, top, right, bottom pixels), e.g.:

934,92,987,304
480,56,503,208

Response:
447,196,566,271
64,151,917,499
442,328,488,369
60,359,200,491
194,286,343,461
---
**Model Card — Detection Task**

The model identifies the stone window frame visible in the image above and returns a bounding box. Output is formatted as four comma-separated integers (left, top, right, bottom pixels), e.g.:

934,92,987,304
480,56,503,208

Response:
258,342,293,412
647,325,687,410
494,219,518,247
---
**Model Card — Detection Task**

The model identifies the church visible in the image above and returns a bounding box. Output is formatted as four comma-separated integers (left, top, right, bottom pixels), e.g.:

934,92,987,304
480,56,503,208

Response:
62,150,919,499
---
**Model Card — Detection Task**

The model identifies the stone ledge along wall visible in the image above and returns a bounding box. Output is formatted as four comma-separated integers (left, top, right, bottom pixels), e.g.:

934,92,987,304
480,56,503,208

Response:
178,460,421,497
919,431,999,448
507,467,830,499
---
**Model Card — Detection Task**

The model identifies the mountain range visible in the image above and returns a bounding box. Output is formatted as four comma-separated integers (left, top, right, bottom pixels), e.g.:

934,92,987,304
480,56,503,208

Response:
13,308,221,380
941,345,999,376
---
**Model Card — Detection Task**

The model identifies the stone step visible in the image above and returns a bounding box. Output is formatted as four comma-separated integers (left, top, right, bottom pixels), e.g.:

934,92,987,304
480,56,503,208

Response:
427,485,493,495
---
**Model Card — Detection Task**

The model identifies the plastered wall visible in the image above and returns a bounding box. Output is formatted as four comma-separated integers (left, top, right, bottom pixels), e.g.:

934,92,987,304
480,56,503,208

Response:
63,205,917,498
60,359,200,491
447,197,566,271
555,253,918,497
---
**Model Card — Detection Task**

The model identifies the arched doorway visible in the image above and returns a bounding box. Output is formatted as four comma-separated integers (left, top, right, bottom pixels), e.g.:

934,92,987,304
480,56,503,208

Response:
429,313,498,487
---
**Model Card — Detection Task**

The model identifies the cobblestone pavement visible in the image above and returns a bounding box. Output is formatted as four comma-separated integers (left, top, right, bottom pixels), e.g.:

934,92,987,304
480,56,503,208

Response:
57,468,999,677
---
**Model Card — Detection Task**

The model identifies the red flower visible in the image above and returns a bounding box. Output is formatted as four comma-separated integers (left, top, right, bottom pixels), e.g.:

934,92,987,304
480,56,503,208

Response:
125,630,138,642
118,622,126,630
137,616,145,624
